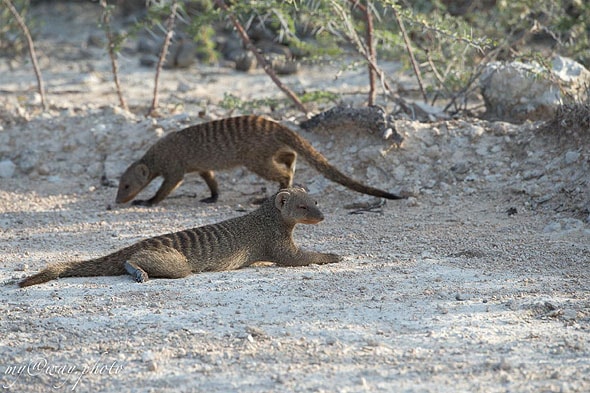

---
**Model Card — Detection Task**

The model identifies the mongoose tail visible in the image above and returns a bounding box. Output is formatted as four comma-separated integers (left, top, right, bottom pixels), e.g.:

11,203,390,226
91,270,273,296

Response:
18,250,132,288
274,126,403,200
20,187,340,287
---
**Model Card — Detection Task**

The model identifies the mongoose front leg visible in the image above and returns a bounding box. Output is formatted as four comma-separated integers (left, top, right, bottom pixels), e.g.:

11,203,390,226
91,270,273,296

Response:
124,247,193,282
132,175,183,206
278,250,342,267
199,171,220,203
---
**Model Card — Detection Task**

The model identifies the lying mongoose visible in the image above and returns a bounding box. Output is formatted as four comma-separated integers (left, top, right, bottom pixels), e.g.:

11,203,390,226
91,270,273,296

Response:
116,115,402,206
19,187,340,287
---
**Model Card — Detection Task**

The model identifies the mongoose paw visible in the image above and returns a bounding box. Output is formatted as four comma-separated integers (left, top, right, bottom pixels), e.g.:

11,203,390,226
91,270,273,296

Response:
320,253,342,265
200,195,219,204
132,270,149,283
124,261,149,283
132,199,153,207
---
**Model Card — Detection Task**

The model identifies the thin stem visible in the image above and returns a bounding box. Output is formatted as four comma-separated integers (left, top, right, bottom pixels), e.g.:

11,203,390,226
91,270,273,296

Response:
3,0,47,110
147,1,178,117
392,6,428,103
100,0,128,111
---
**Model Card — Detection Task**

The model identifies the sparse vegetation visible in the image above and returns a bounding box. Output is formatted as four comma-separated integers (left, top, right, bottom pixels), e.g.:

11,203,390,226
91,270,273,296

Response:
3,0,590,115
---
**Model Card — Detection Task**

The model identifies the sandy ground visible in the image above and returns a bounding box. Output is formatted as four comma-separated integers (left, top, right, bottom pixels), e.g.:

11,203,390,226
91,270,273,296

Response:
1,3,589,392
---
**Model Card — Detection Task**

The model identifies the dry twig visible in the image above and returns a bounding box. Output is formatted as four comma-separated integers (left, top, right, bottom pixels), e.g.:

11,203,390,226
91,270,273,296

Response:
348,0,377,105
100,0,128,111
213,0,308,115
3,0,47,110
147,1,179,117
391,6,427,103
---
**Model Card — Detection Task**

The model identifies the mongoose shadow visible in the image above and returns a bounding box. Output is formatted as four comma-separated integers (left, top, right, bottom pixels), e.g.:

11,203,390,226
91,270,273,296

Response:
115,115,404,206
19,187,341,288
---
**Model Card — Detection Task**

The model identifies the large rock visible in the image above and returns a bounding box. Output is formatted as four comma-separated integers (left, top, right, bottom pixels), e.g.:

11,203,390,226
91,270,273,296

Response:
479,56,590,122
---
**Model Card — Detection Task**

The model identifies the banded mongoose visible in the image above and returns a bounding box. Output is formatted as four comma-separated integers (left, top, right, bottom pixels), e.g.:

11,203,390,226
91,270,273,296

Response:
116,115,402,206
19,188,341,287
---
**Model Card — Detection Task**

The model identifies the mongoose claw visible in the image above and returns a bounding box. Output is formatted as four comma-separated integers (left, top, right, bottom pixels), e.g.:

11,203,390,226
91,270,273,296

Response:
132,199,153,207
199,196,219,204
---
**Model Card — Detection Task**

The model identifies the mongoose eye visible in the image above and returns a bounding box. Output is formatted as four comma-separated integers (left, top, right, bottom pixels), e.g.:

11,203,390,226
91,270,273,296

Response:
299,205,308,210
124,185,130,189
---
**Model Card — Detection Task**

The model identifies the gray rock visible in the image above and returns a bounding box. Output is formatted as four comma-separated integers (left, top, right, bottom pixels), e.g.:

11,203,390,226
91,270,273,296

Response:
0,159,16,178
167,38,197,69
564,150,580,165
235,51,257,72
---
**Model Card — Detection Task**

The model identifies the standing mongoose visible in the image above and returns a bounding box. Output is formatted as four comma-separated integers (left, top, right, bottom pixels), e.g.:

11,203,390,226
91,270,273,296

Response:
116,115,402,206
19,187,341,287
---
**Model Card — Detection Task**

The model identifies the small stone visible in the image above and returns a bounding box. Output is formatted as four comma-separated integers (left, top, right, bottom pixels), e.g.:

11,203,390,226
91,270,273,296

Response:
564,151,580,164
0,159,16,178
543,221,562,233
15,263,28,272
37,164,50,176
562,308,577,321
142,351,158,371
145,359,157,372
177,81,191,93
246,326,267,338
493,358,512,371
87,33,104,47
235,51,257,72
455,293,470,301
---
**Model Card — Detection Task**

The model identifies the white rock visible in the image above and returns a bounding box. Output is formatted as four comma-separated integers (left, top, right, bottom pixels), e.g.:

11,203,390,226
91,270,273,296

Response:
480,56,590,122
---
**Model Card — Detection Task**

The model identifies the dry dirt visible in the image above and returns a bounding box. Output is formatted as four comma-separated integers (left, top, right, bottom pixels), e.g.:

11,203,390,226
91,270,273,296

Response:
0,3,589,393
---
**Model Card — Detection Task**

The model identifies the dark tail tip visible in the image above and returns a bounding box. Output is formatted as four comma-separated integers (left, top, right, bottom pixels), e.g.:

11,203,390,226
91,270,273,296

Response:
19,277,35,288
368,189,409,200
383,192,405,200
18,273,51,288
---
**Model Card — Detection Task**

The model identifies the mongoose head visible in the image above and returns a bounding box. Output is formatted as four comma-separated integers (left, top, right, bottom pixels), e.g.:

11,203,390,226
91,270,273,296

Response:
274,187,324,225
116,162,151,204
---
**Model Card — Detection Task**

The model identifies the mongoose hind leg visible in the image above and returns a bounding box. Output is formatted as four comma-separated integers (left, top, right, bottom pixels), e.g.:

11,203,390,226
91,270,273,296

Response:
124,247,193,282
199,171,220,203
247,150,296,190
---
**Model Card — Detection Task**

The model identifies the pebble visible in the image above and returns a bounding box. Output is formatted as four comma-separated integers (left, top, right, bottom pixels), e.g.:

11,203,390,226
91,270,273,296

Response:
0,159,16,178
142,351,158,371
455,293,470,301
235,51,257,72
562,308,578,321
564,150,580,165
17,149,38,173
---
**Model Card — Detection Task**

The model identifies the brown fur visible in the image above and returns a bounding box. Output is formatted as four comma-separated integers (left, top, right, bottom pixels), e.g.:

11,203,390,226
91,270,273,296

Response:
19,188,340,287
116,115,402,206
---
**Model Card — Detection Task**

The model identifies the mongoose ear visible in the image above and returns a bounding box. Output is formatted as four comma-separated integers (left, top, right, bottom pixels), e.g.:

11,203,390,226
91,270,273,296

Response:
275,190,291,210
135,164,150,181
